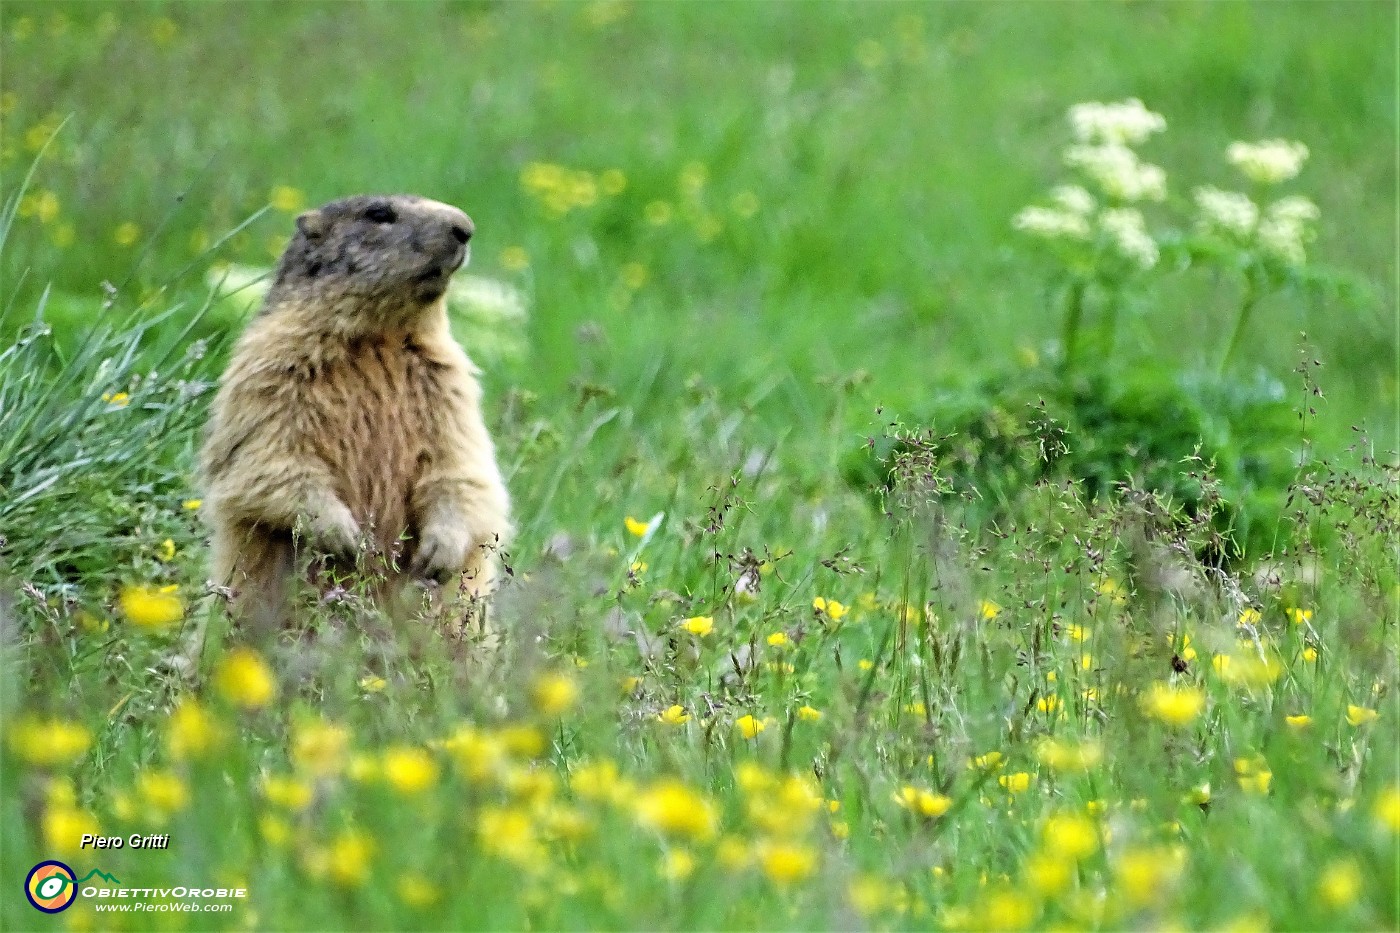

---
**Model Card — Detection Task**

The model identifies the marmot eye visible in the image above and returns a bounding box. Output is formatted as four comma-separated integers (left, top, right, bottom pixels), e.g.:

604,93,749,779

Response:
364,204,397,224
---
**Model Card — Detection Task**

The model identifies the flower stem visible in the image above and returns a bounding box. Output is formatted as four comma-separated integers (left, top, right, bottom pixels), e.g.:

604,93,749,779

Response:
1060,279,1086,376
1219,272,1259,374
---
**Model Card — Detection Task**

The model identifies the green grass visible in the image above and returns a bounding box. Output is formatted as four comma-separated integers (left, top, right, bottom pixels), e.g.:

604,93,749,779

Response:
2,3,1397,931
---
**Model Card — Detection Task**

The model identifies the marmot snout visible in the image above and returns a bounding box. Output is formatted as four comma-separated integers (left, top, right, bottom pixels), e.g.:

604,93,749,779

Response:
200,194,512,632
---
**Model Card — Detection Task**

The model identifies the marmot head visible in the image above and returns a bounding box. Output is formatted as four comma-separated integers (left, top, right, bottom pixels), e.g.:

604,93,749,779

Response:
268,194,474,321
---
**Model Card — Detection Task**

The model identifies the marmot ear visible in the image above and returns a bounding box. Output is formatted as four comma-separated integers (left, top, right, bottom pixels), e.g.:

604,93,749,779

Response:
295,209,326,240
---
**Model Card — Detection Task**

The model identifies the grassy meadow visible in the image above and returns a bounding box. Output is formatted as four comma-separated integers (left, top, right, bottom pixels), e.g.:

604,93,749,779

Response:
2,2,1398,931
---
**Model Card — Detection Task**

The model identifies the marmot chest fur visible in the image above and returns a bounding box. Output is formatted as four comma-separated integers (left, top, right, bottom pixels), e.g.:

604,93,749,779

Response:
200,194,512,627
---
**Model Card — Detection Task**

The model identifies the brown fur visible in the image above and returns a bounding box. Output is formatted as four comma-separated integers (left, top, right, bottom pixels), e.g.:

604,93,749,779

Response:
200,194,511,632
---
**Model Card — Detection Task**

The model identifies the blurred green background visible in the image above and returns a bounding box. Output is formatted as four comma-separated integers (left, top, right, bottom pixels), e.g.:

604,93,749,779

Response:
3,0,1395,451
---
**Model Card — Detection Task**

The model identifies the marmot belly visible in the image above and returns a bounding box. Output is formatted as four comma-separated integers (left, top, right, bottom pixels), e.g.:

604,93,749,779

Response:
310,337,438,563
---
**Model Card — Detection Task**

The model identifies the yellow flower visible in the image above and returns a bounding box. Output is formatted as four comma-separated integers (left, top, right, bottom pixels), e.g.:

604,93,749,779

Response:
1066,624,1090,642
1035,737,1103,772
1115,846,1187,907
1286,607,1313,625
757,841,817,885
658,705,689,725
634,779,718,840
630,560,647,574
269,185,305,213
1185,783,1211,806
214,647,277,709
1037,694,1061,715
43,805,100,856
1142,682,1206,727
137,769,190,814
796,705,823,722
383,746,439,794
660,848,696,881
624,515,650,536
259,814,292,848
813,596,848,620
682,616,714,636
1302,646,1318,663
1214,651,1283,688
1238,607,1262,626
1042,813,1098,860
970,751,1005,771
157,538,176,562
261,774,314,811
979,888,1037,931
119,584,183,630
397,873,440,908
1346,704,1379,726
1234,756,1273,795
1374,786,1400,833
857,659,874,672
359,675,387,692
181,498,202,510
166,700,220,760
112,222,140,247
1285,714,1313,729
102,391,130,406
979,600,1002,620
893,786,952,819
1317,858,1362,908
570,759,629,805
291,718,349,776
1024,849,1072,896
500,245,530,271
766,632,788,647
735,715,767,739
328,830,373,887
532,671,580,716
998,772,1033,794
8,716,90,767
499,725,545,758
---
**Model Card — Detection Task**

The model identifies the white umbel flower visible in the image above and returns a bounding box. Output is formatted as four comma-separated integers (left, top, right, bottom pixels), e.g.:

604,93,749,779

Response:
1013,206,1091,240
1068,98,1167,145
1050,185,1095,215
1256,195,1320,265
447,274,528,324
1227,139,1309,185
1098,208,1159,269
1065,143,1167,202
1193,186,1259,238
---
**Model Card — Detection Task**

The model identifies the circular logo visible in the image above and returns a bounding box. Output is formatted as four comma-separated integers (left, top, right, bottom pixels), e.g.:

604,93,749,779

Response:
25,861,78,913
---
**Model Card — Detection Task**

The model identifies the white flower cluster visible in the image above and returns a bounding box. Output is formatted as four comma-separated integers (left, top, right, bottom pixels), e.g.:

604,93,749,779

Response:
447,274,531,362
1192,185,1319,265
1227,139,1309,185
1256,195,1320,265
1193,186,1259,238
1011,185,1098,241
1068,98,1167,145
1064,142,1167,202
447,274,528,324
1098,208,1159,270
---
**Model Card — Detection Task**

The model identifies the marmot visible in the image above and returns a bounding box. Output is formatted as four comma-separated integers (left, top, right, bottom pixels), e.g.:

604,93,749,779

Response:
200,194,512,632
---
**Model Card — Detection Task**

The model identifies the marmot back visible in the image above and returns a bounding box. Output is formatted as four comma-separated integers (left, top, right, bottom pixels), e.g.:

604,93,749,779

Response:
200,194,512,632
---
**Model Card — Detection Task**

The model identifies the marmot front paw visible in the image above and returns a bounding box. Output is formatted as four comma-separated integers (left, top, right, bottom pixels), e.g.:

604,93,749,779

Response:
409,523,471,583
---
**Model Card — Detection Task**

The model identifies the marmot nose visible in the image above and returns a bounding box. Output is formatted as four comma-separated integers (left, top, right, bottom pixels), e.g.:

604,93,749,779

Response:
450,224,472,245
